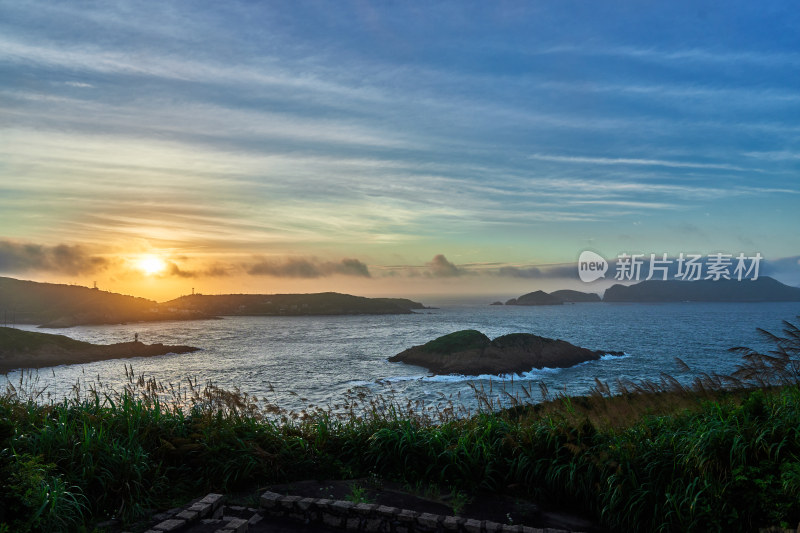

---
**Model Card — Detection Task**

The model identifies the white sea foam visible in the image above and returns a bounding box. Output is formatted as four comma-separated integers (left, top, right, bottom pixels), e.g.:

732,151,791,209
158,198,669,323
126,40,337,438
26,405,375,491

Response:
366,366,564,385
599,352,631,361
1,303,780,413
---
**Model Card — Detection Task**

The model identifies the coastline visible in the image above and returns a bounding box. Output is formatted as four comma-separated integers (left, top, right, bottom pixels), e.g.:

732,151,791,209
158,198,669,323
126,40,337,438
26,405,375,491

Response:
0,335,200,374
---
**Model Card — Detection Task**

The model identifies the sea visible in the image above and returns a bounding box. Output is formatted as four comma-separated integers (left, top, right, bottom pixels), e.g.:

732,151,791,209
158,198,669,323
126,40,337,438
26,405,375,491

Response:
2,302,799,415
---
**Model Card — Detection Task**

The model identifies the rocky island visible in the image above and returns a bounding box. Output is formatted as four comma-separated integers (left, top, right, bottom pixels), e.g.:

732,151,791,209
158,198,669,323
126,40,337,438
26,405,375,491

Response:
503,289,601,306
0,327,199,373
389,329,622,376
505,290,563,306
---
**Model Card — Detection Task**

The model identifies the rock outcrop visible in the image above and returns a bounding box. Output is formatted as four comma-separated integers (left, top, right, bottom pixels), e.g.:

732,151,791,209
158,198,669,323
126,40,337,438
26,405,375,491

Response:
505,291,563,306
505,289,601,306
389,329,622,376
550,289,602,303
0,327,199,373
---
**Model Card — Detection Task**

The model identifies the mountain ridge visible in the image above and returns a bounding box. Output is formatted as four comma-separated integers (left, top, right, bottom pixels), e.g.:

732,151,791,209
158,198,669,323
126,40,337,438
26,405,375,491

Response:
0,277,426,327
603,276,800,302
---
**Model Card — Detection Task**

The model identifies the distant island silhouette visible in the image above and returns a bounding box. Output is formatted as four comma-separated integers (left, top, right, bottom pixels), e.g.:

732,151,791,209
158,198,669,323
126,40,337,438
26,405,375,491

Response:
0,277,426,328
504,289,601,306
161,293,426,318
497,277,800,306
603,277,800,302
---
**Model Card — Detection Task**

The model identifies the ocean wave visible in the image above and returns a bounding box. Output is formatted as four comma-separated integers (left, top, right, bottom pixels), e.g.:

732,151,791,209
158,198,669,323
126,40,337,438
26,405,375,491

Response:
362,366,564,385
599,352,631,361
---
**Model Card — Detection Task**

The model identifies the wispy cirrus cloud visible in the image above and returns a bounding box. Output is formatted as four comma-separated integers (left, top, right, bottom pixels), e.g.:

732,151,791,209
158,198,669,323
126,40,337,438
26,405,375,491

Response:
528,153,753,172
0,0,797,294
528,44,800,68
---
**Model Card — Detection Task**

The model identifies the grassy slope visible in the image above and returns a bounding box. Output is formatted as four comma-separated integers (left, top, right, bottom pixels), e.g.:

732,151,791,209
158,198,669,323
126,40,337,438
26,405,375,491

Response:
2,379,799,532
0,326,93,353
420,329,491,354
0,276,156,324
162,292,422,316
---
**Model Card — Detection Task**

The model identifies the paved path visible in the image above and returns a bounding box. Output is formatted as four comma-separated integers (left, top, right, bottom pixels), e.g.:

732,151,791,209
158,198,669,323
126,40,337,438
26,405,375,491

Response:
136,492,580,533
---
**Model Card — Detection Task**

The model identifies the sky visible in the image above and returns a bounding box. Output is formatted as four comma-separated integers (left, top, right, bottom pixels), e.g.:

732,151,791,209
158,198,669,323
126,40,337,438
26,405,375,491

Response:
1,1,799,302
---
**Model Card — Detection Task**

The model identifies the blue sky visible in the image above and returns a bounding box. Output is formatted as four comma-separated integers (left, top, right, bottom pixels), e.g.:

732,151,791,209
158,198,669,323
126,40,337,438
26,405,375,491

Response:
0,1,798,299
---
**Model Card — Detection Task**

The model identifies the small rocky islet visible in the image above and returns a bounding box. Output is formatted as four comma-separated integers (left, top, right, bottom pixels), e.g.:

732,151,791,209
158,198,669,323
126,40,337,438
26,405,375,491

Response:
389,329,623,376
0,327,199,373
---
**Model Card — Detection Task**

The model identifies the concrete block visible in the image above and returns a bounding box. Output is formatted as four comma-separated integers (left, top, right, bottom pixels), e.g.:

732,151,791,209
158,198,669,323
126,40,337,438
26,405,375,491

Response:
297,497,316,511
259,491,282,509
279,495,302,509
354,502,378,515
484,522,504,533
315,498,333,508
186,502,211,518
463,518,482,533
397,509,418,524
417,513,441,529
332,500,355,512
443,515,461,531
175,509,198,522
152,519,185,532
377,505,400,517
200,493,224,510
223,517,248,533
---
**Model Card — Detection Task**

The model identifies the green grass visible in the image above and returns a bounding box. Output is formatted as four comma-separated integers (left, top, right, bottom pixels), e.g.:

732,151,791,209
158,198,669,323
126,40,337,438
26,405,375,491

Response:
420,329,491,354
1,319,799,532
345,483,371,504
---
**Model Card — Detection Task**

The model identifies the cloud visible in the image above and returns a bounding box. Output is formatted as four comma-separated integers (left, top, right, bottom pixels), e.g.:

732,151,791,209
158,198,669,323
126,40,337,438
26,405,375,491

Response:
0,240,109,275
760,255,800,285
1,3,797,276
159,261,231,279
246,257,371,278
336,258,372,277
497,266,543,278
534,44,800,68
496,263,579,279
425,254,464,277
62,81,94,88
528,153,751,172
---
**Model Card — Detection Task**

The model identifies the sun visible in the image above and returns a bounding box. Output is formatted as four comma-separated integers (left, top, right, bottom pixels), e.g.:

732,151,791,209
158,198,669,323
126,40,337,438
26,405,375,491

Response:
136,255,167,276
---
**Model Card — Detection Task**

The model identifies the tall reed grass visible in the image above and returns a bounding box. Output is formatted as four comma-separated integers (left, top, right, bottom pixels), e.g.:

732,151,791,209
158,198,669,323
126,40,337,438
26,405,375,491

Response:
1,318,799,532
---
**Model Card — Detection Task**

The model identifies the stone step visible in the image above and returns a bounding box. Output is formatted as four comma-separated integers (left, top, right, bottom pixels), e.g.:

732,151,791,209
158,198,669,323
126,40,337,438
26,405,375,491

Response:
258,490,579,533
129,493,264,533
